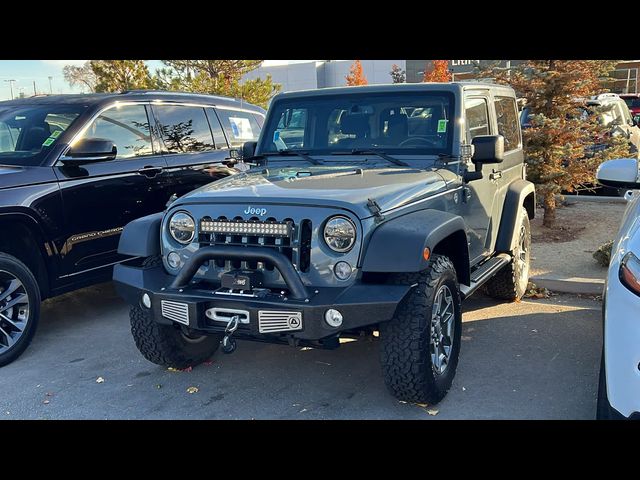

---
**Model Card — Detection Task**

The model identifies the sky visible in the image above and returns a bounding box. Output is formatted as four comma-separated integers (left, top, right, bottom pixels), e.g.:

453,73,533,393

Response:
0,60,316,101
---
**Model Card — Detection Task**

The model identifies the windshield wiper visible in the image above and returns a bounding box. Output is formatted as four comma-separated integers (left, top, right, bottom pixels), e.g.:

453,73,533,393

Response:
273,150,323,165
331,149,409,167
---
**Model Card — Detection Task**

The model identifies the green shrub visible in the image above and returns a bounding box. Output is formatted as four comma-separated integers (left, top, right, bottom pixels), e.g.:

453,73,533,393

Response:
593,240,614,267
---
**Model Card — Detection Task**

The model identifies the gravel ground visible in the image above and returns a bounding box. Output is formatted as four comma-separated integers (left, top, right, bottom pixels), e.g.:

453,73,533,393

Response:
530,200,627,280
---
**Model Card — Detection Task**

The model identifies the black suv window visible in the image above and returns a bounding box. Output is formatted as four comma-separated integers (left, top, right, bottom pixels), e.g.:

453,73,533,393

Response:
465,97,490,140
80,104,153,159
0,105,85,166
495,97,521,151
216,108,262,147
153,105,215,153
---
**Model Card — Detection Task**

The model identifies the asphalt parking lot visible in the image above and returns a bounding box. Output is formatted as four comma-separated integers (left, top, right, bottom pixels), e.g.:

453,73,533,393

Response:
0,283,602,420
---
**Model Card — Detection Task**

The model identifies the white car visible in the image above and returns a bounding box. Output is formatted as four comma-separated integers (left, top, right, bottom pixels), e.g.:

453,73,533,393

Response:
596,157,640,419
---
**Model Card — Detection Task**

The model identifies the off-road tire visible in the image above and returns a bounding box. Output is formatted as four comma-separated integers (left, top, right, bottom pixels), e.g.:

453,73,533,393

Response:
0,253,41,367
485,207,531,301
130,256,222,369
380,255,462,404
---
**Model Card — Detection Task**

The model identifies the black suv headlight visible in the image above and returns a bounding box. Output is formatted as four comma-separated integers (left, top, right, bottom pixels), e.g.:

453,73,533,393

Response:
168,211,195,244
323,216,356,253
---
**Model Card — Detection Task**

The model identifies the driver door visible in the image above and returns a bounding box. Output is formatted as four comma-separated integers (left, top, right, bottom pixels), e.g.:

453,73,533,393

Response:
53,103,171,279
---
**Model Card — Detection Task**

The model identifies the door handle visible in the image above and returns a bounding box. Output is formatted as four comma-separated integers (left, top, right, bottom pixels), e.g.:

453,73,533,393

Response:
489,169,503,181
138,166,163,178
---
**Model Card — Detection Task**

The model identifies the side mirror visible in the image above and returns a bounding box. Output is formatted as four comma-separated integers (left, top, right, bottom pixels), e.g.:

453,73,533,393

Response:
242,141,257,160
62,138,116,164
472,135,504,164
596,158,640,189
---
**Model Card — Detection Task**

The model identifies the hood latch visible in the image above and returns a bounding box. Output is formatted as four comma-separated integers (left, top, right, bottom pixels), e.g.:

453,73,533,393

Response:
367,198,385,223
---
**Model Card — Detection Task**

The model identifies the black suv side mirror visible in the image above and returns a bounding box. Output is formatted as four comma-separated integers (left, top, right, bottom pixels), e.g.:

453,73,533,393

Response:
62,138,117,164
472,135,504,164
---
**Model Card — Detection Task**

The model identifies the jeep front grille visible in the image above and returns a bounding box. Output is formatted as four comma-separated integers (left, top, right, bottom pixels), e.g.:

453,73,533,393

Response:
197,215,310,274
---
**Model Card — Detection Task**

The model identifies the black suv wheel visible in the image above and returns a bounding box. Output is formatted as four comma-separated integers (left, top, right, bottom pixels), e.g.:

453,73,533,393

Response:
380,255,462,404
0,253,41,367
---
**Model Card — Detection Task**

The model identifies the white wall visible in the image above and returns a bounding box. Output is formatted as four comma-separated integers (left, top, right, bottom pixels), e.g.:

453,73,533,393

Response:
242,62,318,92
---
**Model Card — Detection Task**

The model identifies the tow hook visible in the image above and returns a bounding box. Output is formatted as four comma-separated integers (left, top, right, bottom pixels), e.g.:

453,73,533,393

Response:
221,315,240,354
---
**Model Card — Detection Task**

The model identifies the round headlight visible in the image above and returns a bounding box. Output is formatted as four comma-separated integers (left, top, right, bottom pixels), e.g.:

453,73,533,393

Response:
169,212,195,244
323,216,356,253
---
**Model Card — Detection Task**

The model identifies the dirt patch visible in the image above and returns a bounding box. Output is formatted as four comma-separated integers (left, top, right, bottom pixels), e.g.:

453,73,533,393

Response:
529,200,627,281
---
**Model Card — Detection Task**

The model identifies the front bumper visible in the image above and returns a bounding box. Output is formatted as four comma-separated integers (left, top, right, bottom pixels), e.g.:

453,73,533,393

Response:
604,273,640,418
113,263,412,341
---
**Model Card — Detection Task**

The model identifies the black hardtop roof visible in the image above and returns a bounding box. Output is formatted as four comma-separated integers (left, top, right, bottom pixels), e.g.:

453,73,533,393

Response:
0,90,265,113
272,82,515,101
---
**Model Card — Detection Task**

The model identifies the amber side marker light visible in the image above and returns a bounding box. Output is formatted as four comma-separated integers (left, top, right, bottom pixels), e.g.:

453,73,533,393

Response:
620,252,640,296
423,247,431,261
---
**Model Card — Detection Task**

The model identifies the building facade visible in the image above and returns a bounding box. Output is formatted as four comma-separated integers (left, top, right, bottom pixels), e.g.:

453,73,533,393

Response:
244,60,639,94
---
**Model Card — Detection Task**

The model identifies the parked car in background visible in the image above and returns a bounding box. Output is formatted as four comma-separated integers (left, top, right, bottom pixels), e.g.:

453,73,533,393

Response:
0,91,264,366
620,93,640,121
596,157,640,419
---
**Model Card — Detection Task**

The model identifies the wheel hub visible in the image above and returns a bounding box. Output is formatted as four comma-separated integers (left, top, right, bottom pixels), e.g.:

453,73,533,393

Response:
0,271,30,353
430,284,455,375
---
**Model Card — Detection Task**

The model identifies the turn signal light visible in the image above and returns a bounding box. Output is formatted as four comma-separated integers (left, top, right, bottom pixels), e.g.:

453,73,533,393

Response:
423,247,431,261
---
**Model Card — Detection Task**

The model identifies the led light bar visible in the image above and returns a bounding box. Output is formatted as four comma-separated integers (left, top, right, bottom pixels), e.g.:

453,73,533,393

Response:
200,219,292,237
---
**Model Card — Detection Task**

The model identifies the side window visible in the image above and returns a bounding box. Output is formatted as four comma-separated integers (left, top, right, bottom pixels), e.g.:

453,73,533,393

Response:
253,113,265,128
215,108,261,147
465,97,490,141
205,108,229,149
153,105,215,153
494,96,521,151
80,104,153,159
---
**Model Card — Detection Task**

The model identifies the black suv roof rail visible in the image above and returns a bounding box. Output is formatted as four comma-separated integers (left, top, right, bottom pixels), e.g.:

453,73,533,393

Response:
118,89,235,102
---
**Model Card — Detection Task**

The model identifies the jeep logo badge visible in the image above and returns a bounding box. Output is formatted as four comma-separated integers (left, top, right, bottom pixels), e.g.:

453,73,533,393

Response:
244,206,267,216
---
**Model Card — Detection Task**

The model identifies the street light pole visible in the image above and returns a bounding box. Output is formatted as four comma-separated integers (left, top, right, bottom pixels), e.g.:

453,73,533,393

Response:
4,79,16,100
48,76,53,94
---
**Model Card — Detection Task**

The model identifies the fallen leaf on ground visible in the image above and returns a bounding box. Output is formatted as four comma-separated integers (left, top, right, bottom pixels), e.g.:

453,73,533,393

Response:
299,408,308,413
426,409,439,416
96,377,105,384
167,367,180,372
43,400,50,405
415,403,429,408
186,386,199,394
45,392,53,397
315,361,331,366
156,384,162,389
462,387,466,391
181,366,193,372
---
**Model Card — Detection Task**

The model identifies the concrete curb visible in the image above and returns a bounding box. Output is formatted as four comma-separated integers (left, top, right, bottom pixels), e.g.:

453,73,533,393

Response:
559,195,628,204
530,276,604,296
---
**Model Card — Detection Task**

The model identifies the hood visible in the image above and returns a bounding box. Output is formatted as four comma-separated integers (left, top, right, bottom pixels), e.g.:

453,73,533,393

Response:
173,165,449,219
0,165,57,190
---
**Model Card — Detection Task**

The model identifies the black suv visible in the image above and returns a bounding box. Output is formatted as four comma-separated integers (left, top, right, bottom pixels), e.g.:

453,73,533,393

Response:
0,90,264,366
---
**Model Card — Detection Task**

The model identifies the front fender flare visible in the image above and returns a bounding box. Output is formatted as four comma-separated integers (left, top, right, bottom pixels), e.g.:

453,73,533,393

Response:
118,212,163,258
361,209,467,274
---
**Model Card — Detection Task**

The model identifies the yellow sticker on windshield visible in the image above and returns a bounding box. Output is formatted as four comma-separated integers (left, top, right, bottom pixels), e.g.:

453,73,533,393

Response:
437,119,448,133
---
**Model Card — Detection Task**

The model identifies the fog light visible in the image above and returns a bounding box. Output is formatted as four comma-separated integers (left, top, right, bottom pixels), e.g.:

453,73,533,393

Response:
167,251,181,269
142,293,151,309
325,309,343,328
334,261,352,280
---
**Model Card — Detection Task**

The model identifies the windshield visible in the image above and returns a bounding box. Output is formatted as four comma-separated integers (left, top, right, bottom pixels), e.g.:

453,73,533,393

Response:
0,104,86,166
623,97,640,108
259,92,454,156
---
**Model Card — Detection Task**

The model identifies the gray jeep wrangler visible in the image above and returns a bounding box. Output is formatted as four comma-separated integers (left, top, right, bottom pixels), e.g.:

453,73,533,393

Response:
113,83,535,404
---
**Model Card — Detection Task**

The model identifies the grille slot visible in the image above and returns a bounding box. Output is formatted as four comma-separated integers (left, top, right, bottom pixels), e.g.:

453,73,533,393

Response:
161,300,189,326
258,310,303,333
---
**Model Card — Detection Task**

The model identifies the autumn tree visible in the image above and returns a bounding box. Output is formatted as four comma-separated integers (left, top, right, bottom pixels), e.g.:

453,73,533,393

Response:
390,64,406,84
158,60,280,109
423,60,452,82
346,60,368,86
481,60,632,226
90,60,153,92
63,62,97,92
